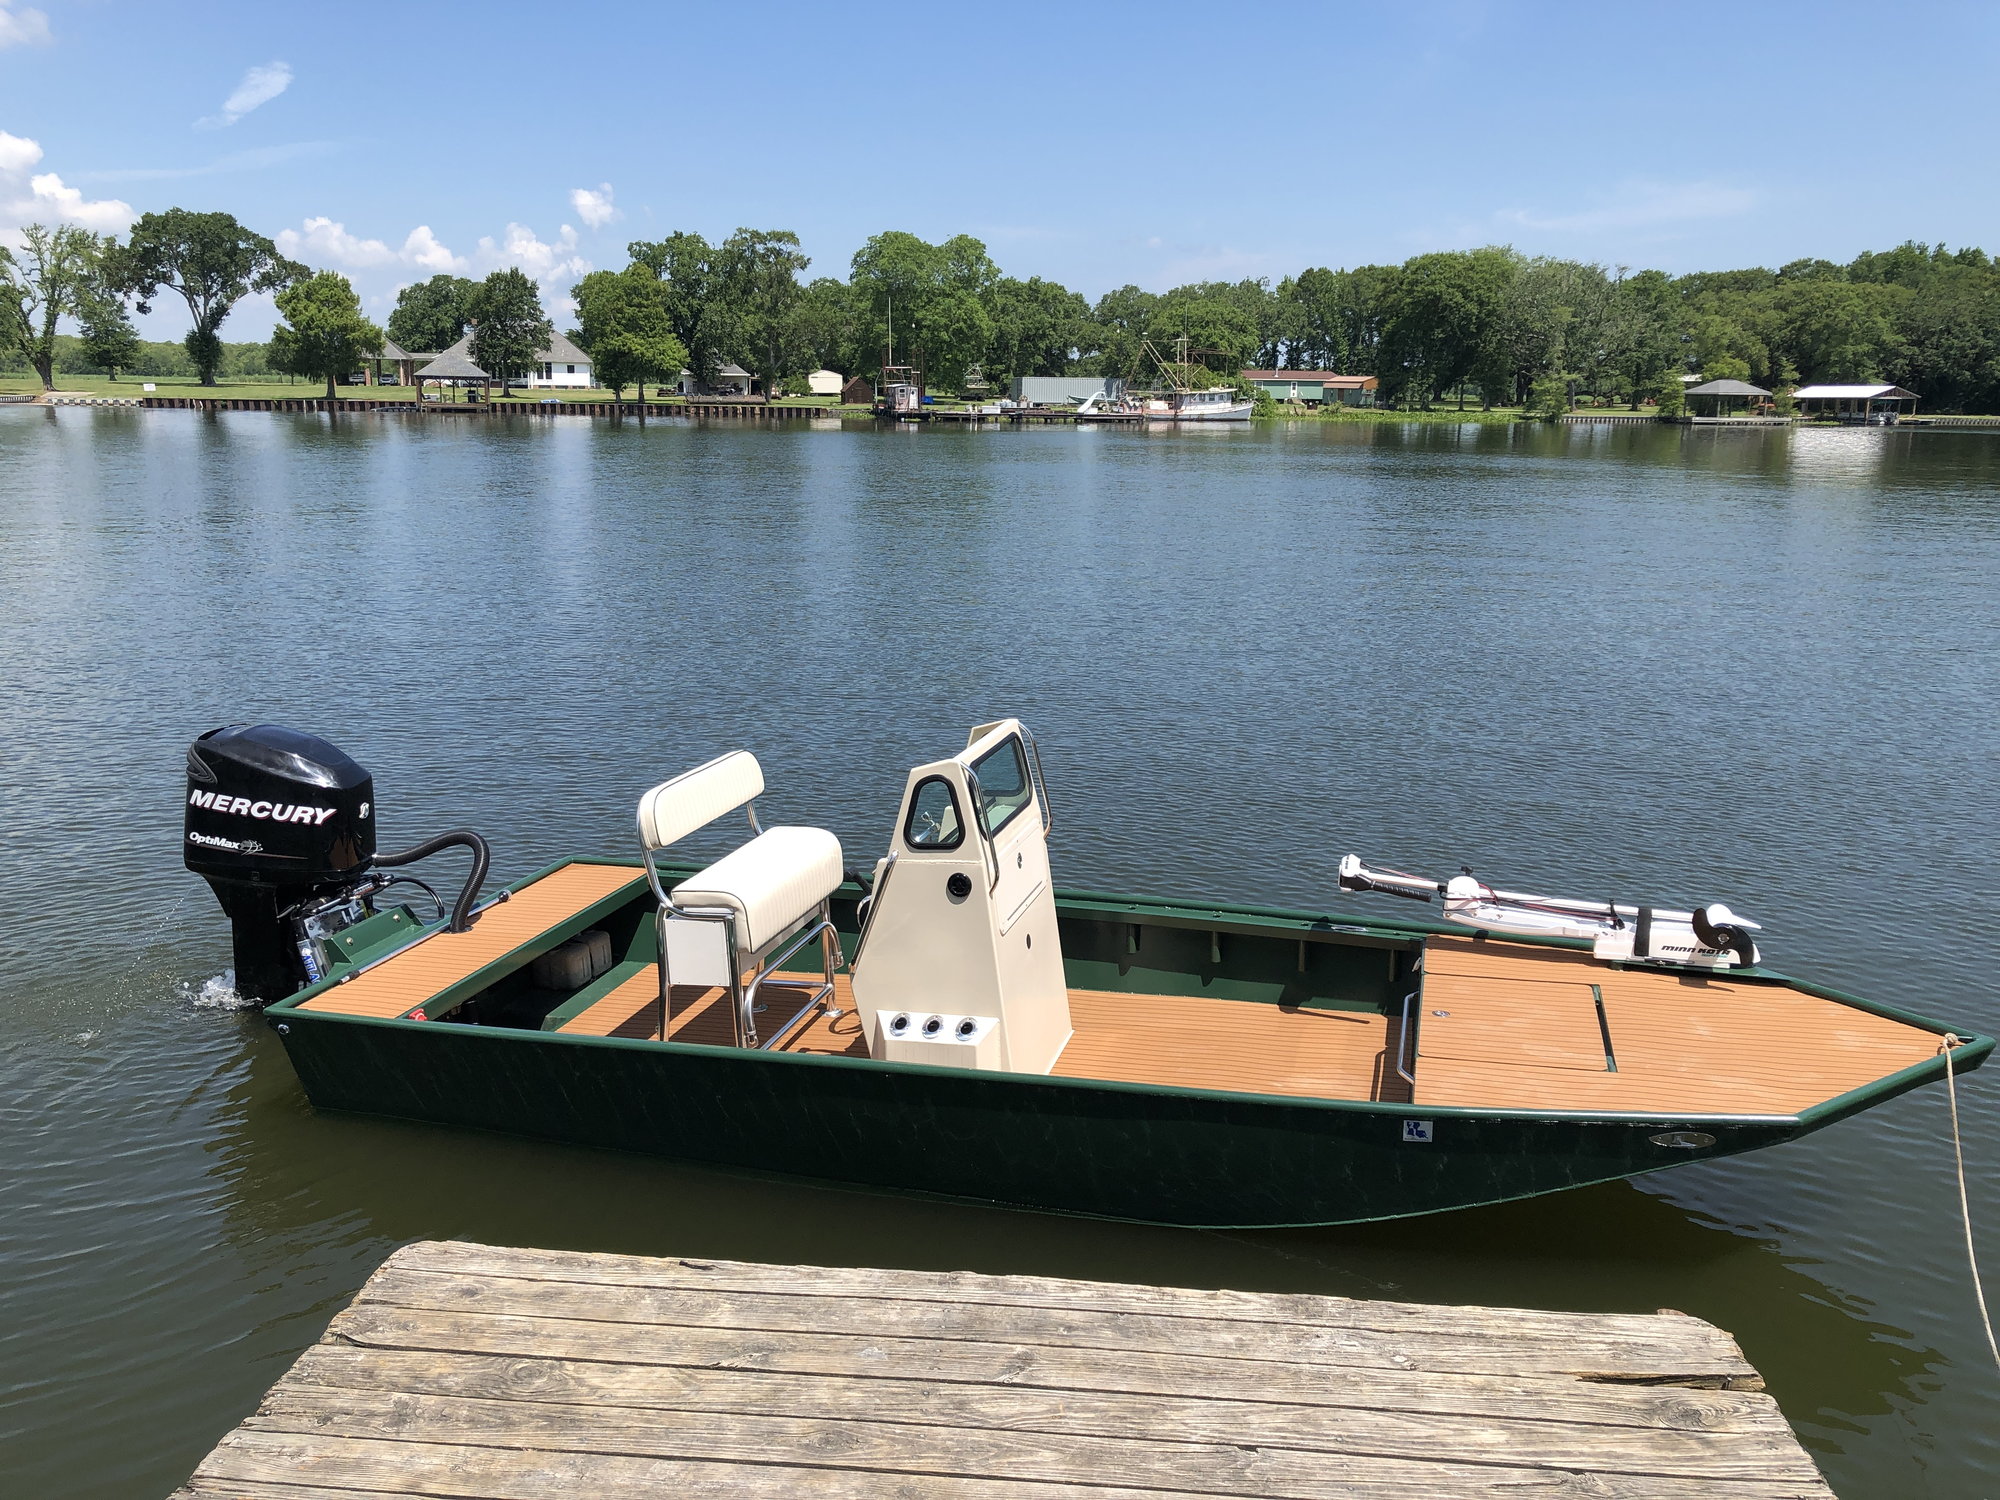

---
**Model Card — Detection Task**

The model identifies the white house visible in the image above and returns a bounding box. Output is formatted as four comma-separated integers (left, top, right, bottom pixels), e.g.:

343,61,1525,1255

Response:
526,331,592,389
424,330,594,390
807,369,843,397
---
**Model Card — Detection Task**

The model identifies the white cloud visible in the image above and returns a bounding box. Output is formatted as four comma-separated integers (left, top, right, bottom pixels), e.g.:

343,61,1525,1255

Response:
275,215,469,274
276,215,395,267
0,2,52,49
0,129,39,174
25,172,132,231
0,132,133,240
1496,180,1755,236
475,221,590,289
401,224,462,272
198,61,293,129
570,183,616,230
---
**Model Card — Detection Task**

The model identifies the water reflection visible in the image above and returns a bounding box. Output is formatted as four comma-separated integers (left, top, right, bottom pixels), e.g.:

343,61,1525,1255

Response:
3,409,1998,1499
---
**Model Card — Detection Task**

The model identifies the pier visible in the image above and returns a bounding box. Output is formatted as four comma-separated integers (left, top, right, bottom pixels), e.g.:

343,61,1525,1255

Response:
876,405,1149,424
173,1240,1828,1499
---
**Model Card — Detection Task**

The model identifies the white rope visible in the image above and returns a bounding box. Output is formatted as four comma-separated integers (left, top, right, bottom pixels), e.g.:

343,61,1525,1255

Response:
1941,1034,2000,1371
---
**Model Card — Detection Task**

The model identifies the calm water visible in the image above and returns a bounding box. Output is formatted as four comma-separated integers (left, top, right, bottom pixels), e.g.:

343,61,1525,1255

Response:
2,410,1997,1498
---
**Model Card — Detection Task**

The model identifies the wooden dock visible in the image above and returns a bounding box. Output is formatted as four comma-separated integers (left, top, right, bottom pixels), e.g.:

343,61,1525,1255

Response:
172,1240,1830,1499
878,406,1146,424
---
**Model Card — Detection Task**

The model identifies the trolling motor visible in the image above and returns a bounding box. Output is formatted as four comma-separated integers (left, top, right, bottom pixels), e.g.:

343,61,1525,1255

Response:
183,725,491,1004
1336,853,1761,969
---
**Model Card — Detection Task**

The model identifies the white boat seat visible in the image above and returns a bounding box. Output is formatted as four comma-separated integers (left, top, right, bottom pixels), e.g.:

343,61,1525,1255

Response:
671,826,844,956
639,750,765,852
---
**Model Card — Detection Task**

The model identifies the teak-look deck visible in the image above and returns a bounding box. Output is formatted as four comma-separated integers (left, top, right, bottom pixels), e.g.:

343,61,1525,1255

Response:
1415,936,1942,1116
172,1240,1832,1499
554,970,1407,1102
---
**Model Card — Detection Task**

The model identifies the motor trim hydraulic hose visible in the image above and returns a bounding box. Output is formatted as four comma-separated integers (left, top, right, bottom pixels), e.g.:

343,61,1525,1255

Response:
373,830,491,932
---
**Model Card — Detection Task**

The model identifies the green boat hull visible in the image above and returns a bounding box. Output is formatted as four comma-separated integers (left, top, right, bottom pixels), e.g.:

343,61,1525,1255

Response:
260,865,1984,1228
274,1007,1806,1227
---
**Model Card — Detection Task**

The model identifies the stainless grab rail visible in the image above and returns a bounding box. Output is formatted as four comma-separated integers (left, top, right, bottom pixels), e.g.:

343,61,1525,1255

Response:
1395,990,1419,1086
962,765,1001,892
1022,724,1053,837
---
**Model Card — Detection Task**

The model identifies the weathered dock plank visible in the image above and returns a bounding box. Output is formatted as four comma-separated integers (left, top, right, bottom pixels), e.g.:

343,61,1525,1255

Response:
173,1241,1831,1499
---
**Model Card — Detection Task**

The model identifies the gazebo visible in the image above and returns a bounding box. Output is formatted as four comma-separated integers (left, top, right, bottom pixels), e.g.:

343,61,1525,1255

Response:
1685,378,1770,417
1792,384,1919,422
415,335,491,402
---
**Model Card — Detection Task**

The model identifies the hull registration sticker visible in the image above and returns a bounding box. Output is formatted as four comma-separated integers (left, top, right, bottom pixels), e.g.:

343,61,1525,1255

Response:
1402,1119,1434,1143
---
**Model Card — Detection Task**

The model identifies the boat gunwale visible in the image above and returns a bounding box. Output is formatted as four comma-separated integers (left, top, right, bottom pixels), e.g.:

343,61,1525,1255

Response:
265,856,1994,1125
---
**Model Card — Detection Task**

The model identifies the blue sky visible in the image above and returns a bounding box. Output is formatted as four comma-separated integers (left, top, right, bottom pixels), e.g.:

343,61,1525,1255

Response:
4,1,1997,340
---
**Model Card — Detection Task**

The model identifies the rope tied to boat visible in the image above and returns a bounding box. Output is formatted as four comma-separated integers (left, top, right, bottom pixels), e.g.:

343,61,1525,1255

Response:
1940,1034,2000,1371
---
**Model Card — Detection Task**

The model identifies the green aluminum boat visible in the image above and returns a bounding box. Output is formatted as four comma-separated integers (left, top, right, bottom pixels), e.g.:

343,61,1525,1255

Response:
181,719,1991,1228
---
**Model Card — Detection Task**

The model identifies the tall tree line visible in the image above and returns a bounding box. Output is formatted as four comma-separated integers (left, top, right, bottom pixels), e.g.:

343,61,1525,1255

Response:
556,231,2000,412
15,203,2000,411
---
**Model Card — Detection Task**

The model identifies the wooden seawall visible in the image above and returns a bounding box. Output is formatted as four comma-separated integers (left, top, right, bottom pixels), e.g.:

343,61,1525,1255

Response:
173,1240,1831,1499
135,396,834,418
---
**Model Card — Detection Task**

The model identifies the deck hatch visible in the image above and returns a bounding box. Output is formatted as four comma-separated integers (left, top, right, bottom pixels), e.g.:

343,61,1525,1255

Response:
1417,972,1609,1073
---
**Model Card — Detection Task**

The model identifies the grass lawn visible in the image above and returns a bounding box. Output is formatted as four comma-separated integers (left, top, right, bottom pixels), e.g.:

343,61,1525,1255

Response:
0,373,414,401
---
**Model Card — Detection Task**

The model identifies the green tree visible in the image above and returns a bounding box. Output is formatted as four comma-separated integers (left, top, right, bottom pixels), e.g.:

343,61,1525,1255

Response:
1284,267,1359,370
787,276,864,377
1377,248,1513,408
627,232,731,384
571,266,687,399
1653,373,1686,417
1702,354,1751,382
109,209,299,385
0,223,96,389
386,274,478,353
719,228,810,395
1615,269,1685,408
1767,279,1908,383
1687,314,1768,385
848,230,998,389
1472,253,1577,408
1088,284,1158,380
1524,373,1571,418
985,276,1091,382
268,271,384,400
1771,371,1798,416
76,273,141,381
468,269,552,391
1886,261,2000,413
1146,285,1263,376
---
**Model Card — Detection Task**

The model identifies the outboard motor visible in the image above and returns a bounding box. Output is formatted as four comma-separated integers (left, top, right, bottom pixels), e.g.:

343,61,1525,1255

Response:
184,724,488,1003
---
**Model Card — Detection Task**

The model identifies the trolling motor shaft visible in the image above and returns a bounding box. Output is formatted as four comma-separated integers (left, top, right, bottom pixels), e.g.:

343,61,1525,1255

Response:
1336,853,1761,968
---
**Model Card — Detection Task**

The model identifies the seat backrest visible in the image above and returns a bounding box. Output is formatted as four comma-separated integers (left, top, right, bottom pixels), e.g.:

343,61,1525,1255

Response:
637,750,765,853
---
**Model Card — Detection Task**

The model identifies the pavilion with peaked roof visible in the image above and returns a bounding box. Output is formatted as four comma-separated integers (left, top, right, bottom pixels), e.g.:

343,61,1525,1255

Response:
1793,383,1919,421
416,334,492,401
1685,378,1770,417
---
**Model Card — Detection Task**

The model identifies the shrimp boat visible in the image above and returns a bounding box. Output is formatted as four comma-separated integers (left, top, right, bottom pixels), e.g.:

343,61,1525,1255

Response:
1127,335,1255,422
182,720,1990,1228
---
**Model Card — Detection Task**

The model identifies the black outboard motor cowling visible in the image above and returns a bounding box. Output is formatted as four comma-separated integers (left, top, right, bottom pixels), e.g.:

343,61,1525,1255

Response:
185,725,376,1003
